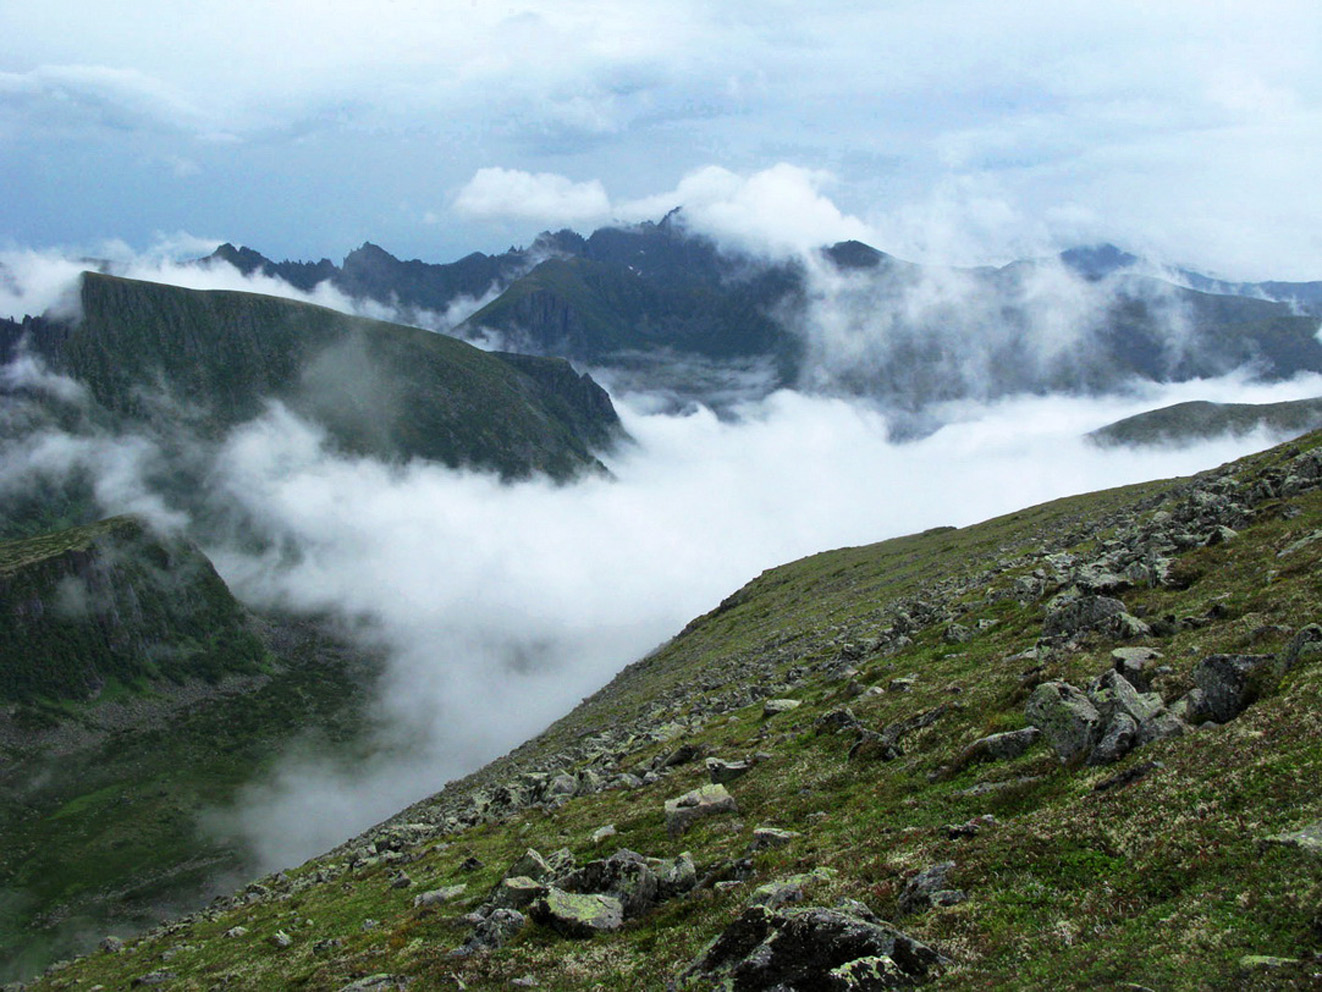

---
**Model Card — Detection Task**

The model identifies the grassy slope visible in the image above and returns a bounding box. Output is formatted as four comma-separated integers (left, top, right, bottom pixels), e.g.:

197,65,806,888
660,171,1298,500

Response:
22,434,1322,990
1090,396,1322,447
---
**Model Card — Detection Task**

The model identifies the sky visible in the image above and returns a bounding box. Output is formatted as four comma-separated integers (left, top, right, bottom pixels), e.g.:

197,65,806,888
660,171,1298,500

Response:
5,0,1322,879
2,1,1322,279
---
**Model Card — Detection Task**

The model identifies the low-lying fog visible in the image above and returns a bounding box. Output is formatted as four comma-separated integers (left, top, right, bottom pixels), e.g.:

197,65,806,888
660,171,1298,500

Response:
202,373,1321,869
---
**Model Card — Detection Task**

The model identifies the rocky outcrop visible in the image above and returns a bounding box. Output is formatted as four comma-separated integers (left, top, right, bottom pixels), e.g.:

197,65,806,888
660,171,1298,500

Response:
679,903,946,990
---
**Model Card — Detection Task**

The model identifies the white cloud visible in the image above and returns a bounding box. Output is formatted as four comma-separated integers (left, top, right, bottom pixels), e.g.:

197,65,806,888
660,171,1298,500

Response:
195,368,1322,868
620,164,875,257
452,167,612,225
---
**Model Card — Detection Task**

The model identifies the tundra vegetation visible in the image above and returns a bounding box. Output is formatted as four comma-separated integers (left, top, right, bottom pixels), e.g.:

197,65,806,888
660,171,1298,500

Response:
14,430,1322,990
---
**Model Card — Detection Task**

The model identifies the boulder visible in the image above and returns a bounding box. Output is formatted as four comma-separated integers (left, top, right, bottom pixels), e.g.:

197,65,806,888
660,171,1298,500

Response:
953,727,1041,769
1192,654,1277,722
678,904,945,990
453,908,526,955
490,876,548,911
504,849,554,882
648,852,698,899
1110,646,1163,689
1088,712,1139,766
763,698,802,717
1281,623,1322,672
1043,595,1149,639
814,708,860,734
557,849,659,918
750,827,801,851
1025,681,1103,763
529,888,624,938
707,757,753,785
897,862,966,915
665,783,739,836
413,885,467,908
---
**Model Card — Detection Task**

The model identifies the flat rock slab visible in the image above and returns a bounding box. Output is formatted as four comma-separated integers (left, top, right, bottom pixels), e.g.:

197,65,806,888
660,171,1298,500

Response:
665,783,738,836
530,888,624,938
1262,821,1322,858
763,698,802,717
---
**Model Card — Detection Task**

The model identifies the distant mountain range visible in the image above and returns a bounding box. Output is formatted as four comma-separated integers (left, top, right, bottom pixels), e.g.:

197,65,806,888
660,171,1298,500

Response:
200,216,1322,419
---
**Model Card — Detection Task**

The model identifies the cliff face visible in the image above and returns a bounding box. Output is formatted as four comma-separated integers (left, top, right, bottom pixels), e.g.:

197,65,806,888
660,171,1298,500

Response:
0,516,264,704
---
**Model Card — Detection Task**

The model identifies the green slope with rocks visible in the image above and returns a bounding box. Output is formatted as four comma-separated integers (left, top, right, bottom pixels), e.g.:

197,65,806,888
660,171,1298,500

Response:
20,433,1322,990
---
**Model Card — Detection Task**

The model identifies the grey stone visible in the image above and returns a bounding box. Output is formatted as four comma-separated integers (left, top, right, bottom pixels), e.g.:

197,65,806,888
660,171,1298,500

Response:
762,698,802,717
750,827,801,851
1043,594,1125,636
490,876,548,911
1088,712,1139,765
648,852,698,899
1025,681,1103,763
954,727,1041,768
557,849,658,918
897,862,964,915
413,884,467,908
504,848,554,882
706,757,753,784
99,936,125,953
546,773,578,798
680,904,946,990
591,824,617,844
1281,623,1322,671
1193,654,1277,722
814,708,860,734
665,783,739,836
529,888,624,938
1110,646,1163,688
456,908,526,954
269,930,293,949
337,975,408,992
130,973,177,987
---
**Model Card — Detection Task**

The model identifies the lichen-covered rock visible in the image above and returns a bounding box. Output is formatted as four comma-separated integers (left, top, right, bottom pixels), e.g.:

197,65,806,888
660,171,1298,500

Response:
679,904,944,990
453,908,526,955
556,849,658,918
649,852,698,899
750,827,801,851
490,876,548,911
1089,712,1139,766
1026,681,1103,763
953,727,1041,769
413,884,467,908
504,849,554,882
1192,654,1277,722
529,888,624,938
763,698,802,717
897,862,966,915
665,783,739,836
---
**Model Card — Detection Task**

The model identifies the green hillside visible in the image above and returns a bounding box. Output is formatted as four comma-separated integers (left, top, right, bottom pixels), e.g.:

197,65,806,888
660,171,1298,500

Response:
18,272,622,482
1090,396,1322,447
23,432,1322,990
